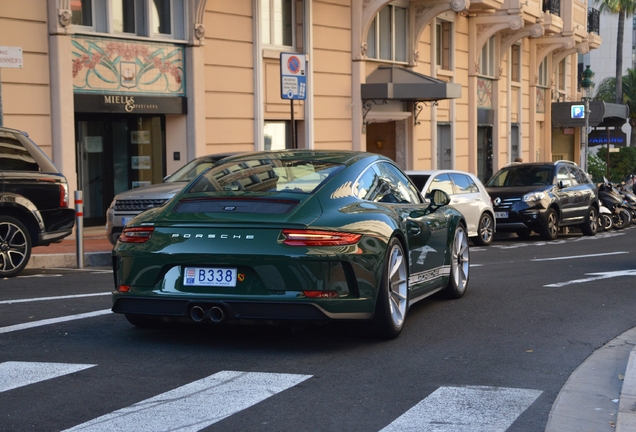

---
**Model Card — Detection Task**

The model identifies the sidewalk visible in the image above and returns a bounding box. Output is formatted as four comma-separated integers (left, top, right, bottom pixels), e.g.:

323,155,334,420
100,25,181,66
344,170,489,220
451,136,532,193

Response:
27,225,113,269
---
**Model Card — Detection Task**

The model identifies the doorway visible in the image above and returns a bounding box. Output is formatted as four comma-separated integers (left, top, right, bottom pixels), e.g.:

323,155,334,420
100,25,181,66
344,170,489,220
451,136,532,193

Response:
477,126,493,183
366,122,397,161
75,115,165,226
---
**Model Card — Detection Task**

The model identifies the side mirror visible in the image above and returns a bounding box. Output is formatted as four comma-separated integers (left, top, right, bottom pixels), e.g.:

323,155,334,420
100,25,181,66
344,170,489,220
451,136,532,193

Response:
428,189,451,206
558,180,566,189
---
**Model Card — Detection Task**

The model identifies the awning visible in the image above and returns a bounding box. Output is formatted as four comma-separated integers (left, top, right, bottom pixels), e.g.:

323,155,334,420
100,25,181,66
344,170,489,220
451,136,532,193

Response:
361,65,462,101
551,101,629,128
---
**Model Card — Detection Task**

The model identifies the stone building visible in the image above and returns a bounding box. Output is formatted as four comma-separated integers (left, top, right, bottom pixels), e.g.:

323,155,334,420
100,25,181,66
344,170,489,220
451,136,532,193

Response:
0,0,602,226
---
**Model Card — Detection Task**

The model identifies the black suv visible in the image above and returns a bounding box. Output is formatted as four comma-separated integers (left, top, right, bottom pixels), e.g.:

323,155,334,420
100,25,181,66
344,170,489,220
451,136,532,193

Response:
485,160,598,240
0,127,75,276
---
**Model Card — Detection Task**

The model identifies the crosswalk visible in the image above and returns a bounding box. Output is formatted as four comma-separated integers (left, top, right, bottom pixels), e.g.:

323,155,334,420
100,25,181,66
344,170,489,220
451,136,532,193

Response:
0,361,542,431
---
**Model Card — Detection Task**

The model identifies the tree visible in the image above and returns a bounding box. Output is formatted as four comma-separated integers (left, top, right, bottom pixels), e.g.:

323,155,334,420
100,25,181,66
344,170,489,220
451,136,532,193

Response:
595,68,636,145
596,0,636,104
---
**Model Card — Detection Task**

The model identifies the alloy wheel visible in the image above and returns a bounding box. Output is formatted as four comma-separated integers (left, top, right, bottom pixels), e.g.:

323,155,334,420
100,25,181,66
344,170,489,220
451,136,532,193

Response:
387,243,408,328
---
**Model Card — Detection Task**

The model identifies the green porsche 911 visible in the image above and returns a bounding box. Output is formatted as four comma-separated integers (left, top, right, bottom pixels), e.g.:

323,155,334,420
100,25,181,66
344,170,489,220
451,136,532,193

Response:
112,150,470,339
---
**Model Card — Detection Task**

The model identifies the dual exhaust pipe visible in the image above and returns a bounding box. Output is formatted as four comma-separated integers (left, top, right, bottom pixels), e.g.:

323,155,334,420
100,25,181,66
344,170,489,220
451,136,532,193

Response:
189,305,226,323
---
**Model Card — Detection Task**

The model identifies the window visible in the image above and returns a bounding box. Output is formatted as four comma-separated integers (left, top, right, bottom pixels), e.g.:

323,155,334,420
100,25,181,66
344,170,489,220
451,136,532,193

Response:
71,0,186,40
450,174,479,194
0,134,39,171
366,4,408,63
436,20,452,70
538,58,548,87
557,58,567,92
511,44,521,82
71,0,93,27
264,121,290,150
427,174,454,197
479,37,496,77
262,0,294,47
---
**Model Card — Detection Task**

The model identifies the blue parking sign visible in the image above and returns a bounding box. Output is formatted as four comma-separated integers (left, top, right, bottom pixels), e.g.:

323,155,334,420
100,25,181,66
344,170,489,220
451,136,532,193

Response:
571,105,585,119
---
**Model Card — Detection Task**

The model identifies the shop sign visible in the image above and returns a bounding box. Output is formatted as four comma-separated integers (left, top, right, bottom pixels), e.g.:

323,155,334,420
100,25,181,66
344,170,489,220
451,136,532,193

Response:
588,129,627,146
74,94,187,114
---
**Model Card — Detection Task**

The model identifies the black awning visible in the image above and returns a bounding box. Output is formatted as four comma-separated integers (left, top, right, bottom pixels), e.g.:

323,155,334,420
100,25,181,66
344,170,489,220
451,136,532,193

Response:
361,65,462,101
551,101,629,128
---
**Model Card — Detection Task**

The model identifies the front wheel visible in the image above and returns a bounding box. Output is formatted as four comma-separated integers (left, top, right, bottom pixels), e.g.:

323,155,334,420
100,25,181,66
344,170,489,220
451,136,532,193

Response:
0,216,32,278
442,224,470,299
370,237,409,339
539,208,559,240
601,213,613,231
580,206,598,236
472,213,494,246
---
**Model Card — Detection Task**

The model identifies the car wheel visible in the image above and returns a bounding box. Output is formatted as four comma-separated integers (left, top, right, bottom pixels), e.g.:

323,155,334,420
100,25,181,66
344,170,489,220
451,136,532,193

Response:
613,208,631,229
0,216,32,278
125,314,164,329
472,213,494,246
371,237,409,339
442,223,470,299
539,208,559,240
580,206,598,236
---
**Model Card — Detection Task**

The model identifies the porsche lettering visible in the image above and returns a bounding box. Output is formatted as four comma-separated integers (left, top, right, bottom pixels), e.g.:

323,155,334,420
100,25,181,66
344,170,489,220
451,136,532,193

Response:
171,234,255,240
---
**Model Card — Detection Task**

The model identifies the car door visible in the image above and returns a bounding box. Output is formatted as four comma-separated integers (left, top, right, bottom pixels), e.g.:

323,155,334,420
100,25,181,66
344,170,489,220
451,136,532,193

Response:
567,165,595,221
448,173,481,235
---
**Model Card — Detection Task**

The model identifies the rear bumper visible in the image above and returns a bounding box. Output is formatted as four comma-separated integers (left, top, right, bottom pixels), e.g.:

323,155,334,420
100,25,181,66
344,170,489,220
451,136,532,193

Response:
112,296,372,321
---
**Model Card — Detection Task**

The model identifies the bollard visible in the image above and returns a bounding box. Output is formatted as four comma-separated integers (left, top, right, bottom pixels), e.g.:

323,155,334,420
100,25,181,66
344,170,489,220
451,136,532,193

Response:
75,191,84,269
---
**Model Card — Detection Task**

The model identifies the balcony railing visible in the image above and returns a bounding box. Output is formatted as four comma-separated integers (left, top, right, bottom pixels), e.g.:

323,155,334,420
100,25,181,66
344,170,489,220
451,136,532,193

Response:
588,8,600,34
543,0,560,16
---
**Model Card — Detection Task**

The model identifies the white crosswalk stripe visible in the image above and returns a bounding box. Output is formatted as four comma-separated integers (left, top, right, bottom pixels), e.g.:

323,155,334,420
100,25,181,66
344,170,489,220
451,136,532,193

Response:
62,370,312,432
380,385,542,432
0,361,96,393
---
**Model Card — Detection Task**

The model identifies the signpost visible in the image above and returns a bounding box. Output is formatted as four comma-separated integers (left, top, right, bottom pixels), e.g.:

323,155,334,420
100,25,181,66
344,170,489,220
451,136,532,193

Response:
280,53,307,149
0,46,23,126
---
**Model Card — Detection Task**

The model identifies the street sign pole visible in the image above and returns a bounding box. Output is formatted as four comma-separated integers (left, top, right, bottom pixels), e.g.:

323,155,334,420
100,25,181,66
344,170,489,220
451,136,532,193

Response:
280,53,306,150
290,100,296,148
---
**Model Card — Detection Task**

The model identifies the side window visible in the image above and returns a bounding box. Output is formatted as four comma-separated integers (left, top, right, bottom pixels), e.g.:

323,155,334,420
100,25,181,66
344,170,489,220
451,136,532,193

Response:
570,166,589,185
450,173,478,194
0,133,39,171
353,165,382,201
556,165,572,187
376,162,421,204
427,173,454,197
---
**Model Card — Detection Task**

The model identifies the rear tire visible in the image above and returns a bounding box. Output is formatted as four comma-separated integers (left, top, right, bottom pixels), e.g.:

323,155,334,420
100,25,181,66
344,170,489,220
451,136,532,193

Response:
580,206,598,236
370,237,409,340
0,216,32,278
539,209,559,240
472,213,494,246
613,208,631,230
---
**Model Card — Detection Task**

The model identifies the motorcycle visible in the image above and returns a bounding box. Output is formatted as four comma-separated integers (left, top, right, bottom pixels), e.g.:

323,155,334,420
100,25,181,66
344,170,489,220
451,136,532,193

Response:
597,199,613,231
598,177,631,229
616,183,636,225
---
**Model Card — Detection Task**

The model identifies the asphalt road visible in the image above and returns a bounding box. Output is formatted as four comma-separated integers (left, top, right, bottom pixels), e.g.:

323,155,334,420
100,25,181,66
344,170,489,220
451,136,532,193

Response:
1,227,636,431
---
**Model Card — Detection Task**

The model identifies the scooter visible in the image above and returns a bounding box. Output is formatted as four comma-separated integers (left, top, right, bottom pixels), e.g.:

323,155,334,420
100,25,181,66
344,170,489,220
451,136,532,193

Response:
598,199,613,231
598,177,631,229
616,183,636,225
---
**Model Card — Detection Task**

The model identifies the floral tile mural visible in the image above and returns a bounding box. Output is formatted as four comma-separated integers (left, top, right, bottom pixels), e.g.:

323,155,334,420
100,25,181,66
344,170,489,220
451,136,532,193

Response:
477,78,492,109
72,36,185,96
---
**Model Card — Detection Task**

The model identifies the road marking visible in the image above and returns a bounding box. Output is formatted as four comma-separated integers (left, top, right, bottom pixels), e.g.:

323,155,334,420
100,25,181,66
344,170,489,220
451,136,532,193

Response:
0,310,112,334
381,385,542,432
63,371,312,432
0,362,96,393
545,269,636,287
0,293,110,305
532,251,628,262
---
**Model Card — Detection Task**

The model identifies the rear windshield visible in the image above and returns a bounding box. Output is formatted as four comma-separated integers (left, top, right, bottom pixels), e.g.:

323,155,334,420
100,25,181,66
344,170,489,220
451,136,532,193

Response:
186,158,345,194
486,166,554,187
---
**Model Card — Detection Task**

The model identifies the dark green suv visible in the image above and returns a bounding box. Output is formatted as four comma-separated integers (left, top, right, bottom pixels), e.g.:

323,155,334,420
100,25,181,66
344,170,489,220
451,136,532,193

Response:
485,160,599,240
0,127,75,276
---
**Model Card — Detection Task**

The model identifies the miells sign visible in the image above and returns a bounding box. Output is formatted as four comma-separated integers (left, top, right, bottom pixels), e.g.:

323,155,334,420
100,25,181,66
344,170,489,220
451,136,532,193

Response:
74,94,187,114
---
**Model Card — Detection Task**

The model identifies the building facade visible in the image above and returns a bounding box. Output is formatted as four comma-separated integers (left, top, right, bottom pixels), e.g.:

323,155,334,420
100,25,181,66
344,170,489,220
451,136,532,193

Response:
0,0,600,227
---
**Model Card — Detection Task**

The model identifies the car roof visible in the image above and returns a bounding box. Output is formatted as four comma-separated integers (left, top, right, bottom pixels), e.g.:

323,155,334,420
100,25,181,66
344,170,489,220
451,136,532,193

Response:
218,150,389,165
405,169,479,177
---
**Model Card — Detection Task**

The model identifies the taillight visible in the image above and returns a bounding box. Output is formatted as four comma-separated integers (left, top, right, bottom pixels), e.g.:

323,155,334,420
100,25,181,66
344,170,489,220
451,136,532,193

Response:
60,183,69,208
282,229,361,246
303,290,339,298
119,226,155,243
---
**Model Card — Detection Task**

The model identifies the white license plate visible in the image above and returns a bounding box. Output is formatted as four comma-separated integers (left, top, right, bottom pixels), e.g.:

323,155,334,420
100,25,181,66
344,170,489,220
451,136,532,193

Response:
184,267,237,287
495,212,508,219
121,217,133,226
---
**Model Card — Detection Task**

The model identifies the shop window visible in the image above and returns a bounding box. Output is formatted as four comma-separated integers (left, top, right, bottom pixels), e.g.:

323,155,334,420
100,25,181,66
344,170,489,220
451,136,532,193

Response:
264,121,291,150
479,37,496,78
511,44,521,83
436,20,452,71
71,0,186,40
262,0,294,48
366,3,408,63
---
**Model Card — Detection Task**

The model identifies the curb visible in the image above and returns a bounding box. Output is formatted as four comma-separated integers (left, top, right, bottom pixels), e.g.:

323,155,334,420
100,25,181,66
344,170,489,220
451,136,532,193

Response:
26,252,112,269
618,348,636,430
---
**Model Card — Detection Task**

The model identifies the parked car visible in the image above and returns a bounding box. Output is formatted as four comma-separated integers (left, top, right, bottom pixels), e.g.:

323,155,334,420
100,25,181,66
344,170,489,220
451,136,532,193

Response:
485,160,599,240
106,153,234,245
112,150,470,339
406,170,495,246
0,127,74,277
